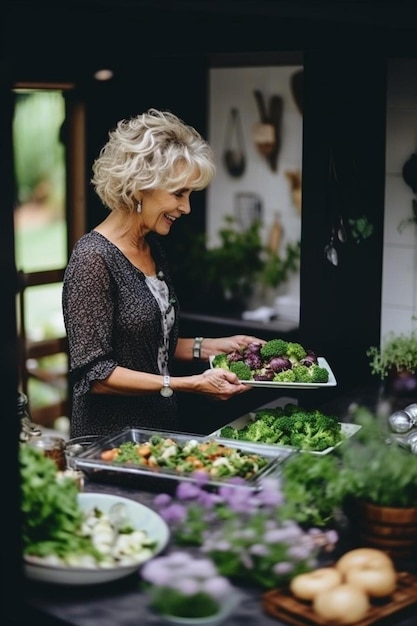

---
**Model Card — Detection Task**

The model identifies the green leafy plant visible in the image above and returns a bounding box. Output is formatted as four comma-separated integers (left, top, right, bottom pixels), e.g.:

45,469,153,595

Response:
280,406,417,518
367,330,417,380
204,216,300,304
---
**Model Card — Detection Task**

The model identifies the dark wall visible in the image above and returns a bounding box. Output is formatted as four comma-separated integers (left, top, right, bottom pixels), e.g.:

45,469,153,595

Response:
3,2,416,402
299,48,388,402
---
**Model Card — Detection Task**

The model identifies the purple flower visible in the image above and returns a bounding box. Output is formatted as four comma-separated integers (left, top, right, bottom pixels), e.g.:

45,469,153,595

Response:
141,558,172,585
202,576,233,599
273,561,294,575
183,559,218,579
176,482,203,500
249,544,269,557
153,493,172,507
255,478,284,507
159,503,187,524
172,578,200,596
287,544,315,561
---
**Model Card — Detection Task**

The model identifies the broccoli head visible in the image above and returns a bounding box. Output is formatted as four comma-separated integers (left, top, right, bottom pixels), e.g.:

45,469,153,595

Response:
292,365,312,382
211,353,229,369
286,342,307,362
273,369,296,383
260,338,288,360
252,408,283,427
219,425,240,440
309,364,330,383
287,411,342,451
229,360,252,380
242,420,282,444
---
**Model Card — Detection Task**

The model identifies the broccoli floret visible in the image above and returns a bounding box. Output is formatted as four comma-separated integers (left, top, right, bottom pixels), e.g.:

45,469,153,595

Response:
273,369,296,383
252,409,282,427
260,339,288,360
229,360,252,380
242,420,282,444
287,411,342,451
292,365,312,382
309,364,330,383
219,426,240,440
283,403,299,415
274,414,296,435
211,353,229,369
285,341,307,362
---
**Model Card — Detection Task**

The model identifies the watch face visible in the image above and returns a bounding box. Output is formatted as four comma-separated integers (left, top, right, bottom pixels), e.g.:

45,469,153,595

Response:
160,385,173,398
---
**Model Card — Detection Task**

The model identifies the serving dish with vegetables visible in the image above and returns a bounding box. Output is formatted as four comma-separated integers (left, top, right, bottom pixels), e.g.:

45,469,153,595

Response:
20,445,169,585
210,403,361,456
72,428,294,491
210,338,337,388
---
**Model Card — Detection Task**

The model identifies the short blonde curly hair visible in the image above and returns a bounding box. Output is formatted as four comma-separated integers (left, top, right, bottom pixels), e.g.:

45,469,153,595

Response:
91,108,216,213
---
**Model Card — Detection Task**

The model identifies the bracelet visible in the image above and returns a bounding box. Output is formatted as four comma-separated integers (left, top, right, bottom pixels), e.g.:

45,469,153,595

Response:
193,336,204,359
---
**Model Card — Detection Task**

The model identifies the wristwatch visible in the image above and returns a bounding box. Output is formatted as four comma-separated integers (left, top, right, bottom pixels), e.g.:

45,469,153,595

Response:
193,336,204,360
160,375,173,398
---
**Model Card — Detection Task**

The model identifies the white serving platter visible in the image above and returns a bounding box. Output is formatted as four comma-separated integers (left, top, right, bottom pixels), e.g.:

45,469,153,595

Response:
210,417,362,456
210,356,337,389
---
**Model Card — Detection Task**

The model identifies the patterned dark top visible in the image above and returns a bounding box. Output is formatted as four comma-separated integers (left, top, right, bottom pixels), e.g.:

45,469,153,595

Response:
62,230,180,438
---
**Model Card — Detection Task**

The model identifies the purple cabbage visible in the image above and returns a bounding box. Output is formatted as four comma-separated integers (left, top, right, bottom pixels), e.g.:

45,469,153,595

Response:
253,369,275,381
244,353,263,370
268,356,292,373
244,342,263,355
227,350,244,363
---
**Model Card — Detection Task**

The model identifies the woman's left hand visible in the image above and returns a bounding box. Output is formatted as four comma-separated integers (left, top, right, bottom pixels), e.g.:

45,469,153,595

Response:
208,335,266,356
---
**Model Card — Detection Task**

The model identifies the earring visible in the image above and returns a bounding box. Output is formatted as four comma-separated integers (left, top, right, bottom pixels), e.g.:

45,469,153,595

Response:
137,200,142,213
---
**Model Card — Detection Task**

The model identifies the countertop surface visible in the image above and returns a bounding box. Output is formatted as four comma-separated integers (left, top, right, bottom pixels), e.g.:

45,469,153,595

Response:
19,384,417,626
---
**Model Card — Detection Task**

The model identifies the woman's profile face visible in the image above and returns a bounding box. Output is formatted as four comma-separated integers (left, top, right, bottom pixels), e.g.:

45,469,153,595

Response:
140,185,194,235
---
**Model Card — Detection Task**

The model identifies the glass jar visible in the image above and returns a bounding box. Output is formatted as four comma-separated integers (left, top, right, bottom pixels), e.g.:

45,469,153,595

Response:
27,435,67,471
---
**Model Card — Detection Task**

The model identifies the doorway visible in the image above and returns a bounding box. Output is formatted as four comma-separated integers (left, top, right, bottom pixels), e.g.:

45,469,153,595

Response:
13,85,86,431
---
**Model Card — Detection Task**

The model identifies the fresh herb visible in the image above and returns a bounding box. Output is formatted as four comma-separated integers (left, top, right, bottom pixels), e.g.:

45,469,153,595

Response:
20,444,89,558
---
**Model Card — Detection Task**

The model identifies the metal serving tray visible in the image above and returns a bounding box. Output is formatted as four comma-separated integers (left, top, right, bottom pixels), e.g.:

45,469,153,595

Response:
72,427,294,492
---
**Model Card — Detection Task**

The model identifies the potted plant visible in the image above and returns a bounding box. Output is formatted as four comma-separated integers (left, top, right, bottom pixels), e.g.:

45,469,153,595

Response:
141,551,240,624
203,216,300,312
280,406,417,562
366,329,417,396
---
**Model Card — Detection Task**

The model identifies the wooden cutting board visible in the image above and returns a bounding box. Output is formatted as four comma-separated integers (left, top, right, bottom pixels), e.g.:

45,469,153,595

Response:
262,571,417,626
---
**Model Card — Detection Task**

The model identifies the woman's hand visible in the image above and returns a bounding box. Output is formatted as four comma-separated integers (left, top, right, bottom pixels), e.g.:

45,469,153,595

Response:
193,368,250,400
203,335,266,359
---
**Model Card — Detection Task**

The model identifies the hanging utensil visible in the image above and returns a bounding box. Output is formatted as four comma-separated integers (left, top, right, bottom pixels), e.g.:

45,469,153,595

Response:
324,228,338,266
223,108,246,178
337,215,347,243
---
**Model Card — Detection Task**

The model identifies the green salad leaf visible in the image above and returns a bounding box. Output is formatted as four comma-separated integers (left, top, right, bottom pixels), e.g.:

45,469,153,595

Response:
20,444,91,558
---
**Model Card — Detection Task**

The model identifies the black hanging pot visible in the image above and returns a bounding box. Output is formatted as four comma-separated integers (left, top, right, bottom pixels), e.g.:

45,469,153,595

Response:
223,108,246,178
402,152,417,193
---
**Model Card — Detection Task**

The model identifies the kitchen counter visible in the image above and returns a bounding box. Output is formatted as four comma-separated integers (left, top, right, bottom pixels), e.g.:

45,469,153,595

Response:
18,384,417,626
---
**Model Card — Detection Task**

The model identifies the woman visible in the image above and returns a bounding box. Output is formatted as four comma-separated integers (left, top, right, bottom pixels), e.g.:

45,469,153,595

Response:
62,109,264,437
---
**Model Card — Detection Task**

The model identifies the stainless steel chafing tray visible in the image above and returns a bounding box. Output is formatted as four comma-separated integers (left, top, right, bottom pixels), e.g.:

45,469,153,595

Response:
72,427,294,492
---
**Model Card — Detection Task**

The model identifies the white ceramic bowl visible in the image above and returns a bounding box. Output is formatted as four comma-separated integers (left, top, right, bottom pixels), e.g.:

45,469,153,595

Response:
24,492,170,585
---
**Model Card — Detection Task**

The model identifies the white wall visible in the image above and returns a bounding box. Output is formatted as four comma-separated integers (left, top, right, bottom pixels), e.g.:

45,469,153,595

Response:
207,66,303,311
382,58,417,339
